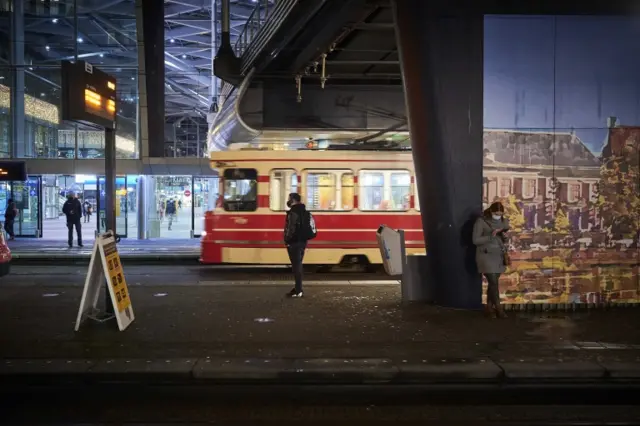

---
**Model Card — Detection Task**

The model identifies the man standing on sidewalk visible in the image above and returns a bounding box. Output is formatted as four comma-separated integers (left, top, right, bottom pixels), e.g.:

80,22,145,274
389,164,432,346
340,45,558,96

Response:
62,192,83,248
284,193,313,298
165,198,177,231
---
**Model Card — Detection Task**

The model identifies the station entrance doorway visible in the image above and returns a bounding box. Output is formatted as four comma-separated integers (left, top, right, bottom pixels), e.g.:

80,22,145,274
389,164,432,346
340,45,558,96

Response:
0,177,42,238
41,174,137,240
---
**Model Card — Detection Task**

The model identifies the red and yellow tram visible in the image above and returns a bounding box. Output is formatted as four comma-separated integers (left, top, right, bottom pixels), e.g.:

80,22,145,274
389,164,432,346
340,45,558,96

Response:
200,148,425,265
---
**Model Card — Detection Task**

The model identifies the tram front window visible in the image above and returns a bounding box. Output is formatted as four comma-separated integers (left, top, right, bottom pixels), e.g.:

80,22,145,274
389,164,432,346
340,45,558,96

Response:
223,168,257,211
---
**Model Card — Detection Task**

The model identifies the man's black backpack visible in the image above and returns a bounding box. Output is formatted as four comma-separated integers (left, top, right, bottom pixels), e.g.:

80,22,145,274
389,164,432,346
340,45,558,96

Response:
300,211,317,241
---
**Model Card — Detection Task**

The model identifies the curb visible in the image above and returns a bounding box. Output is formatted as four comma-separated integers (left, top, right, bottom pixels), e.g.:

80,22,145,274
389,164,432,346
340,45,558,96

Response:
1,357,640,386
10,253,200,264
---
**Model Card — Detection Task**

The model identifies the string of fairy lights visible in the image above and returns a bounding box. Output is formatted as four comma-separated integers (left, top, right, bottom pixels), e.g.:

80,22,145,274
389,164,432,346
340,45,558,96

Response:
0,84,136,154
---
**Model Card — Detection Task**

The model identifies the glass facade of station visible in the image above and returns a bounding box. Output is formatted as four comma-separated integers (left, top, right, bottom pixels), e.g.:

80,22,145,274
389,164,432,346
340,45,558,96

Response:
0,1,217,240
0,4,140,160
0,174,218,240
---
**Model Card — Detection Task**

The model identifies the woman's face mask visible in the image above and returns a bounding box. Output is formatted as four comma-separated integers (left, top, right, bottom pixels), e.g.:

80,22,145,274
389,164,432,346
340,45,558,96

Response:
492,214,502,221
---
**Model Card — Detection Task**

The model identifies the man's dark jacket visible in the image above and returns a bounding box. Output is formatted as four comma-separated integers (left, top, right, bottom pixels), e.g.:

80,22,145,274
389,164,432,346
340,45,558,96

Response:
284,203,307,244
62,198,83,222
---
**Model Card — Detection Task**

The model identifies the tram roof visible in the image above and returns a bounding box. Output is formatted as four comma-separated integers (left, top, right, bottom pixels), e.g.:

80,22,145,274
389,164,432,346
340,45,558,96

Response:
209,146,414,163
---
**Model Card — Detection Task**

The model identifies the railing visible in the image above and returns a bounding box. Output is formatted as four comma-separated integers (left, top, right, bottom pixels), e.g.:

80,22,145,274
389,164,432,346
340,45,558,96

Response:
233,0,299,74
233,0,274,57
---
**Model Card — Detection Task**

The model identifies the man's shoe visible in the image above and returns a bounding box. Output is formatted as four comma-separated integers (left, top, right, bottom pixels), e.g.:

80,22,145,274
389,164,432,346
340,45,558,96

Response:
287,288,303,298
78,244,84,247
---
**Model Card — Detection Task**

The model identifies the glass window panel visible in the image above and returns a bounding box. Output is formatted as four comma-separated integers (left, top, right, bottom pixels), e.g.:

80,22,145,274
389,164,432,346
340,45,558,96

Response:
305,172,336,211
304,170,352,211
359,171,385,211
390,171,411,211
359,170,411,211
223,169,257,212
270,169,298,211
341,173,354,210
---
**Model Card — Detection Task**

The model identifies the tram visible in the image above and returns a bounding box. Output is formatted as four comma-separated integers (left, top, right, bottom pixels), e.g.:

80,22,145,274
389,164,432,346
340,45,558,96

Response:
200,147,425,265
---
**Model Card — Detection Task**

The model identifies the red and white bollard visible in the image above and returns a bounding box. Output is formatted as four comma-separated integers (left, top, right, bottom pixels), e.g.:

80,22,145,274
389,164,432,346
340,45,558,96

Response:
0,230,11,277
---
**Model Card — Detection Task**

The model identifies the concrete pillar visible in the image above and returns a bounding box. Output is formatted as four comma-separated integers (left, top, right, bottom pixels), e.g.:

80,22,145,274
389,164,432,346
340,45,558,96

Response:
392,1,484,309
135,0,164,158
136,175,146,239
10,0,25,158
145,176,160,238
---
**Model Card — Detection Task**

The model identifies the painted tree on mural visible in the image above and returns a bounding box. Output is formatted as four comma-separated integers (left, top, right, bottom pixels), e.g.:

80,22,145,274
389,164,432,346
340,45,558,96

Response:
598,134,640,243
554,208,571,234
503,195,525,233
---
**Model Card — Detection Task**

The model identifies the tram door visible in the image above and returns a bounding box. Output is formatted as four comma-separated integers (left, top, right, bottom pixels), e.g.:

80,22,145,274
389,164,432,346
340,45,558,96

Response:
0,176,42,237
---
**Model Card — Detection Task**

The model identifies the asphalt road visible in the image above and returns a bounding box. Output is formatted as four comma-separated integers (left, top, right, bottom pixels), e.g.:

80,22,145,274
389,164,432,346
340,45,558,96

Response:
4,264,389,286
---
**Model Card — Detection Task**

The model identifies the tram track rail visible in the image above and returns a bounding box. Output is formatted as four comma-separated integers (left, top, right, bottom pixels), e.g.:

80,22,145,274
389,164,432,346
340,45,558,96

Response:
3,383,640,425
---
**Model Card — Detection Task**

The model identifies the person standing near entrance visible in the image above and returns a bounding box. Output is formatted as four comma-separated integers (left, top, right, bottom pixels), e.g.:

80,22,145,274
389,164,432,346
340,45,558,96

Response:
284,193,316,298
62,192,83,247
165,198,176,230
83,199,92,223
4,199,17,241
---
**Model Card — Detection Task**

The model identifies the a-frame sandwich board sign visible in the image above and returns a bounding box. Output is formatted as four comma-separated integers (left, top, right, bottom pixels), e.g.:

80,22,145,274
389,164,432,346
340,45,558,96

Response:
75,231,134,331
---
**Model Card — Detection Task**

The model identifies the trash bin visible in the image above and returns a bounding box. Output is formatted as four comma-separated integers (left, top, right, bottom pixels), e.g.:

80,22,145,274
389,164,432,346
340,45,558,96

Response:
376,225,432,303
0,231,11,277
402,253,433,303
376,225,404,276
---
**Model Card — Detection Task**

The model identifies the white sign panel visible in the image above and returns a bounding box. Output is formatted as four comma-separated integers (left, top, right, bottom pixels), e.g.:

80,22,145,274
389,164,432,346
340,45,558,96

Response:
75,231,134,331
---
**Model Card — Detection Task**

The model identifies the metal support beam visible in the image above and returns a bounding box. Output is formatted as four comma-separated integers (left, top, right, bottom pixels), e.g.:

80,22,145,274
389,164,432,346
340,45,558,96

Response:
211,0,219,100
93,13,137,43
352,23,394,30
326,60,399,65
221,0,230,33
393,0,484,309
10,0,25,158
104,126,117,235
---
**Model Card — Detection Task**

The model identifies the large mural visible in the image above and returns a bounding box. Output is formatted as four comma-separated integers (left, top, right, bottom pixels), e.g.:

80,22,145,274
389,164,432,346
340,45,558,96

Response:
483,16,640,304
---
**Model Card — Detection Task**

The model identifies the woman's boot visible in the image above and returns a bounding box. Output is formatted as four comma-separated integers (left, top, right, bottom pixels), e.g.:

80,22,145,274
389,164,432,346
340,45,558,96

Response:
484,304,496,318
495,304,508,318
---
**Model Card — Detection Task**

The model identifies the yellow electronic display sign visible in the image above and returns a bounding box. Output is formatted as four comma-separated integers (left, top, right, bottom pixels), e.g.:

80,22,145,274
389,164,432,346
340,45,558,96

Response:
84,88,116,122
62,60,118,129
103,241,131,313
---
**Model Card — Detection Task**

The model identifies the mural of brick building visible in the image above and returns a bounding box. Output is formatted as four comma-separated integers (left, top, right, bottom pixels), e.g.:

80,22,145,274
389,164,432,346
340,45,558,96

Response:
481,122,640,305
483,129,600,233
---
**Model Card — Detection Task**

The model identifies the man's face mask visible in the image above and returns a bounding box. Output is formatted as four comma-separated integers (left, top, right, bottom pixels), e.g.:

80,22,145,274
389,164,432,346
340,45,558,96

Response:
286,199,293,208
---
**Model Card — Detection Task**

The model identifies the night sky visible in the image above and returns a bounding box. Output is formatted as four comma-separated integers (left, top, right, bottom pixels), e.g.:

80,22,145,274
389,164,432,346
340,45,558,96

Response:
484,15,640,154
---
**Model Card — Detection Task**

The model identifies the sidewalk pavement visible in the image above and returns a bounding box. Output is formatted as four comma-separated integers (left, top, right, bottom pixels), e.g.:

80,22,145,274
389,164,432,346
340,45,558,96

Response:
1,283,639,386
7,238,199,263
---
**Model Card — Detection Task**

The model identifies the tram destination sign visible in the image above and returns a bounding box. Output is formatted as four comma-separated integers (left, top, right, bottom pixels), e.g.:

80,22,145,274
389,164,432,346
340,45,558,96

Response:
61,61,117,129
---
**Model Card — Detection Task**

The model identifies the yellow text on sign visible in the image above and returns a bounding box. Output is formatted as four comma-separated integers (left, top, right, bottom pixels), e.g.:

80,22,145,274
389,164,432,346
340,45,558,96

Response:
105,252,131,312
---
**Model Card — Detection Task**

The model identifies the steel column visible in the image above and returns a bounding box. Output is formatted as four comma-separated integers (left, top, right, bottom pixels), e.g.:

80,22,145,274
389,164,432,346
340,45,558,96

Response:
392,1,485,309
10,0,25,158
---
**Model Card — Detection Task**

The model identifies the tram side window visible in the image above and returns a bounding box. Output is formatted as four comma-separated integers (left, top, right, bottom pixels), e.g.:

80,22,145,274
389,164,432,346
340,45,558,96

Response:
359,170,411,211
222,168,258,211
270,169,298,211
304,170,354,211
